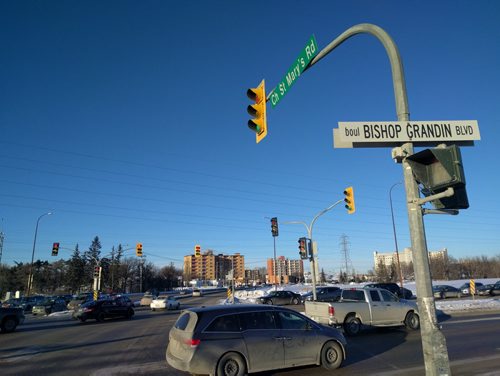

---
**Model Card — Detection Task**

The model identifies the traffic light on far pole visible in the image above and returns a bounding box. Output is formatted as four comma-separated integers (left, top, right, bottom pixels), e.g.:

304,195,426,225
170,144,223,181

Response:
136,243,143,257
195,244,201,257
247,79,268,143
51,242,60,256
344,186,355,214
93,265,101,278
270,217,279,237
298,237,308,260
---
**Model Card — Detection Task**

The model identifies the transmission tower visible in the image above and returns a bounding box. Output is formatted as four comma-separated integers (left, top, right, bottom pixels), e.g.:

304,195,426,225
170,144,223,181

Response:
340,234,353,280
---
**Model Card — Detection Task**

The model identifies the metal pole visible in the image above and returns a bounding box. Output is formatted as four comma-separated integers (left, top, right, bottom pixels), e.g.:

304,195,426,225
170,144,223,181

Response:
284,199,342,301
307,23,450,375
390,182,405,289
273,236,277,291
27,212,51,297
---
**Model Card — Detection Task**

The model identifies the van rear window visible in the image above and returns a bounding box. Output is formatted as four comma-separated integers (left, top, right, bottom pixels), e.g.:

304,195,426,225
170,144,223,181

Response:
174,313,191,330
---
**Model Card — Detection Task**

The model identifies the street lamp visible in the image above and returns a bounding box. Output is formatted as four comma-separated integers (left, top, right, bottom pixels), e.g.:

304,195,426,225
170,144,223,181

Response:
389,183,404,289
27,211,52,297
284,199,343,301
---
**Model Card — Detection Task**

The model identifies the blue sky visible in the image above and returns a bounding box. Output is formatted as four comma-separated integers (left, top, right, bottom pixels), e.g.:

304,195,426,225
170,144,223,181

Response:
1,0,499,275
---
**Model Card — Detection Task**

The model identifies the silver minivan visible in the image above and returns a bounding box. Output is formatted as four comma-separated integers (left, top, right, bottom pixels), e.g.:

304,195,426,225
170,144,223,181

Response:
166,304,347,376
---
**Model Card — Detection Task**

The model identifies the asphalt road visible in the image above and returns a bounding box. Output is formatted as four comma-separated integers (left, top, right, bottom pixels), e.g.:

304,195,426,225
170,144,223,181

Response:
1,292,499,375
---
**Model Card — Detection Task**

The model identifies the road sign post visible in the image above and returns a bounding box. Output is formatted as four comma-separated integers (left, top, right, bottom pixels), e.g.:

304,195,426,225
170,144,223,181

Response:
263,24,460,375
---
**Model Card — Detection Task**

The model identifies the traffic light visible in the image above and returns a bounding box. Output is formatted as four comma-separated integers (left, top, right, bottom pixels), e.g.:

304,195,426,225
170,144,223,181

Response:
195,244,201,257
270,217,279,237
136,243,143,257
406,145,469,209
344,186,355,214
247,79,268,143
298,237,308,260
93,265,101,278
51,242,60,256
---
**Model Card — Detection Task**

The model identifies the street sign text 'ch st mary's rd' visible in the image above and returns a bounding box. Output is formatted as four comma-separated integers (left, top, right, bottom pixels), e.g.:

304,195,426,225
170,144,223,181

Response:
269,35,318,108
333,120,480,148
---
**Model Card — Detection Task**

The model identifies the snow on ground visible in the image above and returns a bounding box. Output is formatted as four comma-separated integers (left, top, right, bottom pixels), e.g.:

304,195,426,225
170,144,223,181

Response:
229,279,500,313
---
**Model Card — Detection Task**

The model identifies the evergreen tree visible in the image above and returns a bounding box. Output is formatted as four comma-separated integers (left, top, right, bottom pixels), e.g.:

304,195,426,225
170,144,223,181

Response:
66,244,86,293
84,236,101,284
320,268,327,283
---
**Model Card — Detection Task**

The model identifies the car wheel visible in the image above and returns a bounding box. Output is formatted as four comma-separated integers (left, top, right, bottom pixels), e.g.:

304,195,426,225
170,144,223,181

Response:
127,309,134,319
321,340,343,370
151,308,155,311
292,297,300,305
343,315,362,336
78,317,86,323
440,292,445,299
1,318,18,333
96,312,105,322
405,311,420,330
265,299,273,305
216,352,246,376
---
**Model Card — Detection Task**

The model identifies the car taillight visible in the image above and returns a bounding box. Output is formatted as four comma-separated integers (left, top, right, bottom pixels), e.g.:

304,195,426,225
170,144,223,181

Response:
328,306,335,316
185,339,200,348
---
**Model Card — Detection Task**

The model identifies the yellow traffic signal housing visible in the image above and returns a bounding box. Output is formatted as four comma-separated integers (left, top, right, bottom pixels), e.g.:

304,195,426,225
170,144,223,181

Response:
136,243,143,257
344,186,355,214
247,79,268,143
195,244,201,257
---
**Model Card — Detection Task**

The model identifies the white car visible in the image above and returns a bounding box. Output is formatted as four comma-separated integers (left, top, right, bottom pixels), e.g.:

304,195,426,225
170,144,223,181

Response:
150,296,180,311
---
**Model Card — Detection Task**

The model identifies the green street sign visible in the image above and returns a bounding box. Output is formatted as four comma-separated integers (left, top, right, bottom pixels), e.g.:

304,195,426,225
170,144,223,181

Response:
270,35,318,108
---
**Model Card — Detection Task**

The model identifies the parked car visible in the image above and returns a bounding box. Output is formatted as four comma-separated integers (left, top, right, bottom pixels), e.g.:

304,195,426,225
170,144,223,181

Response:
0,307,25,333
150,296,180,311
459,282,484,295
258,290,302,305
166,304,347,375
32,297,67,316
192,288,203,297
489,281,500,296
302,286,342,303
67,293,93,311
476,284,495,296
433,285,462,299
140,294,154,306
364,283,413,299
1,296,46,312
73,296,134,322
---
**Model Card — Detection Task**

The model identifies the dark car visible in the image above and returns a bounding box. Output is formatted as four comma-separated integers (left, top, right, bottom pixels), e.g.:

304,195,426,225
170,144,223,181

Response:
302,286,342,303
364,283,413,299
32,297,67,316
476,284,495,296
489,281,500,296
166,304,347,375
1,296,46,312
73,296,134,322
0,307,25,333
258,290,302,305
432,285,462,299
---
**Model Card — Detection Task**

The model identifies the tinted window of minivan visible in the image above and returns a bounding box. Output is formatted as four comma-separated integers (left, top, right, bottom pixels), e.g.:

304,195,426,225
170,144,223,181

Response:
175,313,191,330
205,314,240,332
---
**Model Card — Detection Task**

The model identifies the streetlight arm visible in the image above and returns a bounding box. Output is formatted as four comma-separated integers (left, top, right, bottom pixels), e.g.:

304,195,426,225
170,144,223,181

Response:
309,199,343,239
308,23,409,122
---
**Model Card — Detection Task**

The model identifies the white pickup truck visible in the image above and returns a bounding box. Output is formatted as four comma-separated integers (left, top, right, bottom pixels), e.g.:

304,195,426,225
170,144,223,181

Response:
304,287,419,336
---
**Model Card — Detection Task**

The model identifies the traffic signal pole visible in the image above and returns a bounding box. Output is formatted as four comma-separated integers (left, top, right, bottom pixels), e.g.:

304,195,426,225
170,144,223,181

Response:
306,23,450,375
